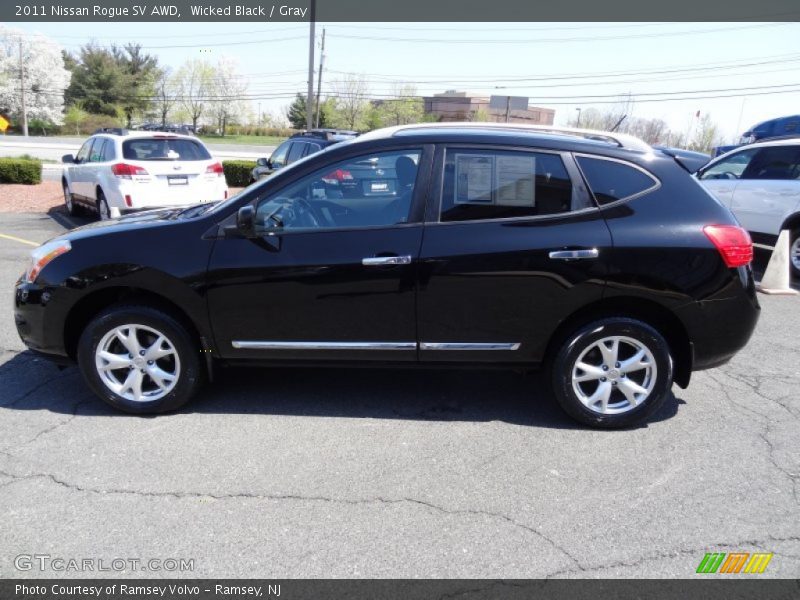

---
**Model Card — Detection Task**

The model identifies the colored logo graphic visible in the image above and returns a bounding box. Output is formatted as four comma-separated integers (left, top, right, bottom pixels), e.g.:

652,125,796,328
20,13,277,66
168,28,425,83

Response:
696,552,773,574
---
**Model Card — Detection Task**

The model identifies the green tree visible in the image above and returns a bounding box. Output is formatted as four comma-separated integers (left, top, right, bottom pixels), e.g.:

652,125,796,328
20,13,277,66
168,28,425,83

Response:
286,93,309,129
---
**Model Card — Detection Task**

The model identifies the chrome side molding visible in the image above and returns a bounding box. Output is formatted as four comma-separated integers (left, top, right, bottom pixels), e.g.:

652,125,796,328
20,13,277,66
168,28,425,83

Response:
419,342,521,351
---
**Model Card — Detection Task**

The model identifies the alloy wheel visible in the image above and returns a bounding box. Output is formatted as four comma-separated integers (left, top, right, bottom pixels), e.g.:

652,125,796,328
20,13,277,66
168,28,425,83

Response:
94,324,181,402
791,236,800,272
571,335,658,415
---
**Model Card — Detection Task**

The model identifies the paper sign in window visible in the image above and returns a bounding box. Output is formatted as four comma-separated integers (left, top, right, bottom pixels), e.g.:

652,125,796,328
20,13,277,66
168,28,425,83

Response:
455,155,493,203
495,155,536,206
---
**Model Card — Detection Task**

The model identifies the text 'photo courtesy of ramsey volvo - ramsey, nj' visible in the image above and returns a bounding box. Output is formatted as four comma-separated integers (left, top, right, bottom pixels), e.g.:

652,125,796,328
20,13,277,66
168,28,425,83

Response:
14,124,760,428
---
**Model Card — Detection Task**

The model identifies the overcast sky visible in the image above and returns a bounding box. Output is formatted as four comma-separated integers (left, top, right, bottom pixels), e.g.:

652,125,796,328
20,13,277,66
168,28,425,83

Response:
13,21,800,142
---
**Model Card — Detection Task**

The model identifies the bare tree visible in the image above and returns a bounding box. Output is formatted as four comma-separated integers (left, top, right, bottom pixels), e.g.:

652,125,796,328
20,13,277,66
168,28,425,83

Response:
154,67,176,128
208,56,248,137
689,114,723,153
174,58,214,132
330,73,370,130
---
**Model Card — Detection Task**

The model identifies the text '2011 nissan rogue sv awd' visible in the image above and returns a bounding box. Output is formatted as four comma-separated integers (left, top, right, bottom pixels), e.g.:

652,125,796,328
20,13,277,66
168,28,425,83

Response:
14,124,760,428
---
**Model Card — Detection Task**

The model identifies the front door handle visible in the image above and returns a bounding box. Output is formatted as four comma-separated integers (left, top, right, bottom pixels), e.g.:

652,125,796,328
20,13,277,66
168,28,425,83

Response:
362,255,412,266
548,248,599,260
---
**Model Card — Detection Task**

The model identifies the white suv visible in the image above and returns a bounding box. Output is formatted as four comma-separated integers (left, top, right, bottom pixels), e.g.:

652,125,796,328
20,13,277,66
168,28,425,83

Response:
697,138,800,276
61,129,229,220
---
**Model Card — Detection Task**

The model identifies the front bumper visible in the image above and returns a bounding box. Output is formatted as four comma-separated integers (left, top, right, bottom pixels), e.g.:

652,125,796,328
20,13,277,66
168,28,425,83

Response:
14,279,71,359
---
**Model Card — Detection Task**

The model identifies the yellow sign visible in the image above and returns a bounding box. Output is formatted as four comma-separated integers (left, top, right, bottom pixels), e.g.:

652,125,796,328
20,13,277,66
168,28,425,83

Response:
0,115,9,132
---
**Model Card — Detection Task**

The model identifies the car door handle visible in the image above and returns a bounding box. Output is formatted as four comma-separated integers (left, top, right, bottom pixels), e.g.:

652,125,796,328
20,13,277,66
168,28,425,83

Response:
548,248,599,260
362,255,412,266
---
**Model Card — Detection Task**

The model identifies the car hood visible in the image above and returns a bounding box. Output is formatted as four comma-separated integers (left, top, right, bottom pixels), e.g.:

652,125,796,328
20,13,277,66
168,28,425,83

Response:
53,207,195,244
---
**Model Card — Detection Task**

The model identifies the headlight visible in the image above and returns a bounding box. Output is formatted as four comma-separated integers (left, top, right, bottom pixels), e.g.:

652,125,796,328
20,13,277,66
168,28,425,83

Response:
24,239,71,283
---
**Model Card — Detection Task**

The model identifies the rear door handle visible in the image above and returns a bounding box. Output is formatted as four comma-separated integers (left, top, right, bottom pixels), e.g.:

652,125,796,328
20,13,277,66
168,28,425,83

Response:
362,255,412,266
548,248,599,260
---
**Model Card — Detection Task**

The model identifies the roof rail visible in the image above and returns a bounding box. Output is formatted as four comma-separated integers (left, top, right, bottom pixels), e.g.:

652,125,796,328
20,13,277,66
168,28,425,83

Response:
93,127,129,136
364,122,652,152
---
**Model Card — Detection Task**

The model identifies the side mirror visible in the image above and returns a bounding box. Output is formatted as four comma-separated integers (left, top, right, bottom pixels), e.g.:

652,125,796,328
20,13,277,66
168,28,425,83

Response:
62,154,75,164
256,158,268,167
237,205,256,237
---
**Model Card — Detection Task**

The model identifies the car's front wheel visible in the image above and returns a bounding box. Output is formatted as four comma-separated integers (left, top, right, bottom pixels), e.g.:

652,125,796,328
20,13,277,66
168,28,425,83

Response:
77,305,204,414
550,317,673,428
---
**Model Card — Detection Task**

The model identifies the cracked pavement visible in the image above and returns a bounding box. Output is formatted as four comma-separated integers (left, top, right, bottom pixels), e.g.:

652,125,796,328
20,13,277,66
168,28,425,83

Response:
0,212,798,578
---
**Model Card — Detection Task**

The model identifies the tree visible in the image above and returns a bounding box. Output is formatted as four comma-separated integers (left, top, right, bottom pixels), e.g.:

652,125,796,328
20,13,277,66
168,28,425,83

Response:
330,73,370,130
64,43,157,123
286,93,333,129
689,114,723,153
153,67,176,128
207,56,248,137
378,84,423,126
174,58,214,132
0,27,71,128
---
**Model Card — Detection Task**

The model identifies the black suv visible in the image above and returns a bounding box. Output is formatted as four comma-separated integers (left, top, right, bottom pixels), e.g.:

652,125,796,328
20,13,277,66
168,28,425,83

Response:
14,124,759,428
250,129,358,182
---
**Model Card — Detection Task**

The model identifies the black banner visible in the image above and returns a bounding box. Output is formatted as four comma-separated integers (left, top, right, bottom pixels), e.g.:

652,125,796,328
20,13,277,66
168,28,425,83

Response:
3,0,800,22
1,580,799,600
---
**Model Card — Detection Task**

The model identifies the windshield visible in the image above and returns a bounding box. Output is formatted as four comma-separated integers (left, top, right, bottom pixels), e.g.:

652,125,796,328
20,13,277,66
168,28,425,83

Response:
122,138,211,161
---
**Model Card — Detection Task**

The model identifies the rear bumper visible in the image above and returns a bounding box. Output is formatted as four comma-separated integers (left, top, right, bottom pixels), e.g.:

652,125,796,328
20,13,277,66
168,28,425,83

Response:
677,266,760,371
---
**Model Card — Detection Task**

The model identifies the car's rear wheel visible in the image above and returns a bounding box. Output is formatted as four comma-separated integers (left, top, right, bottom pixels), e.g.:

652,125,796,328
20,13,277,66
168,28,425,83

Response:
96,189,110,220
550,317,673,428
63,181,80,216
790,228,800,279
77,305,204,414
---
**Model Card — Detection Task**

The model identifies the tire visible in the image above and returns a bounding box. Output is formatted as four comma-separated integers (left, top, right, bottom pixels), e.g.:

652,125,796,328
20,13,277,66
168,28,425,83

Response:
96,189,110,221
790,229,800,279
77,304,204,414
550,317,674,429
63,180,80,216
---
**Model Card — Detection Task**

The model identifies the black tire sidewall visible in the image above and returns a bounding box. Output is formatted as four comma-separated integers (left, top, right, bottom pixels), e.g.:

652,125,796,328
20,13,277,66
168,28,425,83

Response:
77,305,202,414
551,318,674,428
96,190,109,220
791,229,800,279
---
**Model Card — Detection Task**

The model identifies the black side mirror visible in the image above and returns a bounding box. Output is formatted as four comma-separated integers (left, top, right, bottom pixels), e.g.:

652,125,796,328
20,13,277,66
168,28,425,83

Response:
237,205,256,237
62,154,75,164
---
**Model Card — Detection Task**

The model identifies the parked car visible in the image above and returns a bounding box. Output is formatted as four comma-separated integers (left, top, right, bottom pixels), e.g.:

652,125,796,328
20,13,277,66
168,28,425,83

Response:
712,115,800,157
250,129,358,183
17,123,759,428
696,138,800,276
61,129,228,220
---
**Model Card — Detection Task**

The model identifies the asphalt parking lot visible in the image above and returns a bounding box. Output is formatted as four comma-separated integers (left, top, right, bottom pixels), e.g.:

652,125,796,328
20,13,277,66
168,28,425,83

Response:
0,211,798,579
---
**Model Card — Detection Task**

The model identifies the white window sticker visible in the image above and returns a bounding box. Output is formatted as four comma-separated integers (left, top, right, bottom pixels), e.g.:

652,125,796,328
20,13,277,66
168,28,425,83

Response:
455,154,493,204
495,155,536,207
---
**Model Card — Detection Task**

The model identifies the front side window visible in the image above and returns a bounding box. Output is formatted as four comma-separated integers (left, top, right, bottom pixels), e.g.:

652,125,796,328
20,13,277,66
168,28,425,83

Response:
576,156,659,204
698,149,758,181
286,142,306,164
440,149,576,222
75,139,93,163
269,141,291,168
740,146,800,180
121,138,211,161
254,149,421,232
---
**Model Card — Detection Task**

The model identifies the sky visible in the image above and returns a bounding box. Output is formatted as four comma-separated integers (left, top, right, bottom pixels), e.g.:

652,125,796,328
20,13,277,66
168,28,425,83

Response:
11,20,800,142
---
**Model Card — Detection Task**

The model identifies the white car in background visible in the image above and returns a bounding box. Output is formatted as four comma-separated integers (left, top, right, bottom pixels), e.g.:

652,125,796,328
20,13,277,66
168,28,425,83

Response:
61,128,228,220
696,138,800,276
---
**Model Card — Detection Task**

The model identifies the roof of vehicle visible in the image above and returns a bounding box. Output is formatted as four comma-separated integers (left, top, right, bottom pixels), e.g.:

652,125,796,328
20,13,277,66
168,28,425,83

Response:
291,129,360,142
355,122,651,152
91,129,203,143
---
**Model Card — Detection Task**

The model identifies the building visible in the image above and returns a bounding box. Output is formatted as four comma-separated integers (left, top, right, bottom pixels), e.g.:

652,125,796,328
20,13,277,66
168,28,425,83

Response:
422,91,555,125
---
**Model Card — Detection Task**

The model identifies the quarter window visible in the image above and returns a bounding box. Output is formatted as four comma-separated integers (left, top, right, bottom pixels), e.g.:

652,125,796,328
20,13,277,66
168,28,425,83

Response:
255,149,422,232
440,149,577,222
576,156,658,204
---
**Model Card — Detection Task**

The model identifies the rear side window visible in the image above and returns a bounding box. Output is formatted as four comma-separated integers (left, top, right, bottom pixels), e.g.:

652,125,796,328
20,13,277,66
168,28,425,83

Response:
88,138,106,162
122,138,211,161
576,156,658,204
440,149,576,222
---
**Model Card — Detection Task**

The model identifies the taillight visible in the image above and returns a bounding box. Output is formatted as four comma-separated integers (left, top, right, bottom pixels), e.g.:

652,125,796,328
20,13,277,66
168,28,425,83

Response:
111,163,148,178
206,162,224,176
703,225,753,268
322,168,353,184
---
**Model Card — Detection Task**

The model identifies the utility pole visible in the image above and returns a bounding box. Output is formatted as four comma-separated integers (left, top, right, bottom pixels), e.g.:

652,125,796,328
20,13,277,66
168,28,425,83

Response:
306,0,316,131
19,40,28,137
504,96,510,123
314,28,326,128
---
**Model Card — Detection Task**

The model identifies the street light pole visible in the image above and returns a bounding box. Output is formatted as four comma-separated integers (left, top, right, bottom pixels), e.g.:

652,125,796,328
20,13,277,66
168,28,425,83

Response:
575,107,581,127
306,0,316,131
